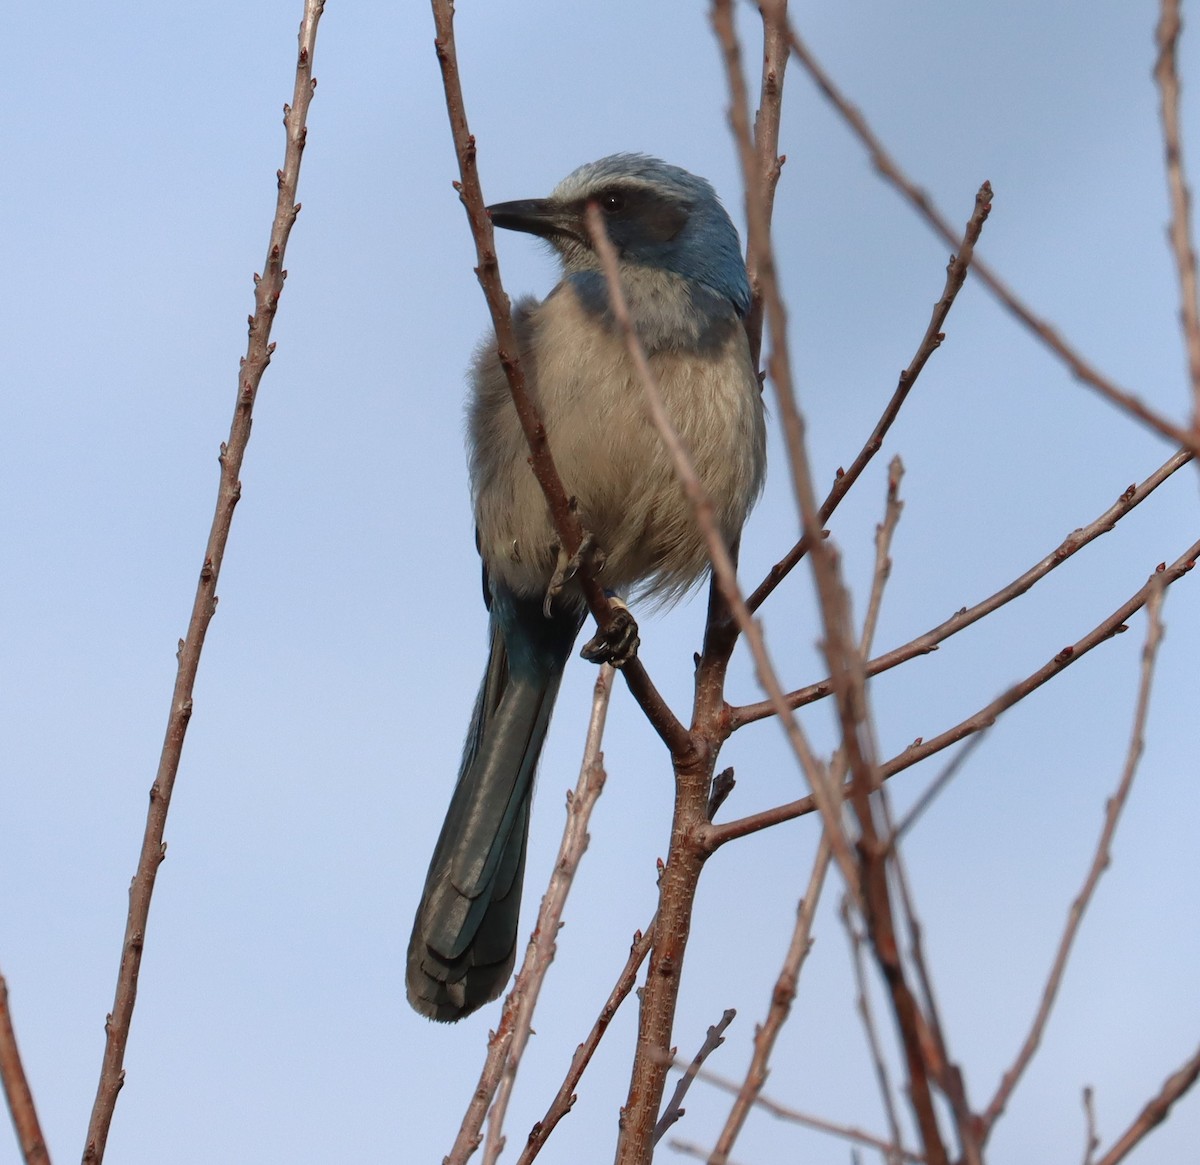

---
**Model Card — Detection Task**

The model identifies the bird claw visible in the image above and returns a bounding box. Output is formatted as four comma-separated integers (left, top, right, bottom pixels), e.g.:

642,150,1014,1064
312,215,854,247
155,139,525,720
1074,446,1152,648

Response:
543,531,603,618
580,598,640,667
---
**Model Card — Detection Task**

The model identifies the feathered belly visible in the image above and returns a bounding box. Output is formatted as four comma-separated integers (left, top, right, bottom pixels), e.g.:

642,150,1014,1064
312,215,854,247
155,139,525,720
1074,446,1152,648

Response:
470,291,765,608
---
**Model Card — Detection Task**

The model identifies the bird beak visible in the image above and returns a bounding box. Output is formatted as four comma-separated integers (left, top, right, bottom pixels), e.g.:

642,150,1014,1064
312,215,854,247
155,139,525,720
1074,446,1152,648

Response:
486,198,573,241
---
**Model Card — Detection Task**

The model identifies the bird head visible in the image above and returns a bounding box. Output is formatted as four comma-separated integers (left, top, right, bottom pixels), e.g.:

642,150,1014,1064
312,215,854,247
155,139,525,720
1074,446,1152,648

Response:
487,153,751,317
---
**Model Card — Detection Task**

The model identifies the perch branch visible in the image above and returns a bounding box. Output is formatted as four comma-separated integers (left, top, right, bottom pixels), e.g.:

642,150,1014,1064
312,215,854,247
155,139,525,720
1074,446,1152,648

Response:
429,0,689,757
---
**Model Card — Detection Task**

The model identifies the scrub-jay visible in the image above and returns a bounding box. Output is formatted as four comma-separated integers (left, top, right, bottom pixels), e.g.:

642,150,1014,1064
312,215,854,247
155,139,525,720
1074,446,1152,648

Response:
406,154,766,1021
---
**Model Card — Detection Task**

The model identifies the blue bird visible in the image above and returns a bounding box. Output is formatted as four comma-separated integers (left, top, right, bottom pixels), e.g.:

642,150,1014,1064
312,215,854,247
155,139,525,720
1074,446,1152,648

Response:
406,154,767,1021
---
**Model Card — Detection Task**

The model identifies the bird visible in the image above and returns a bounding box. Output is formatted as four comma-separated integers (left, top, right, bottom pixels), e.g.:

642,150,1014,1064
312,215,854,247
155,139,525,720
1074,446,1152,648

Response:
406,154,767,1022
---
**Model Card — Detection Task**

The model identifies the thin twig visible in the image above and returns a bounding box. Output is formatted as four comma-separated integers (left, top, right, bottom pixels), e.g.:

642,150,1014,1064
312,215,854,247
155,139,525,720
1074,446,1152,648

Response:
445,667,614,1165
860,457,905,654
654,1009,737,1144
690,1064,924,1163
709,456,899,1164
843,903,905,1164
747,183,993,615
0,972,50,1165
82,7,325,1160
1092,1043,1200,1165
741,0,791,366
669,1140,749,1165
428,0,689,759
588,196,861,1164
515,921,655,1165
890,734,988,845
1154,0,1200,422
734,448,1194,729
705,837,830,1165
1082,1086,1101,1165
715,8,949,1160
885,806,982,1165
710,540,1199,845
981,579,1169,1135
783,19,1199,454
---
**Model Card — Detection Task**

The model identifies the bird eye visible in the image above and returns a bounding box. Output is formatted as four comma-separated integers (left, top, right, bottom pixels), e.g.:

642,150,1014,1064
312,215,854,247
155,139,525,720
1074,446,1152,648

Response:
599,192,626,214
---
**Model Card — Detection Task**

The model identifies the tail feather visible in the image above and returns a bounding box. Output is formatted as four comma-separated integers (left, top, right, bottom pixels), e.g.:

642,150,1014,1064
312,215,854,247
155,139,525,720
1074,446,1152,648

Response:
406,588,583,1021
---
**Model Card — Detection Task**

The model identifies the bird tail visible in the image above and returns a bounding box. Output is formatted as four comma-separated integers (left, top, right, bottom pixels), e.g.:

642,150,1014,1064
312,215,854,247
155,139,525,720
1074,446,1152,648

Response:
406,586,584,1021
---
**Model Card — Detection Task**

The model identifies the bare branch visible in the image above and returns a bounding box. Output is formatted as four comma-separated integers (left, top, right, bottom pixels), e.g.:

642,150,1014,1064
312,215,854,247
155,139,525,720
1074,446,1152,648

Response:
982,579,1169,1135
428,0,689,758
480,669,614,1162
442,667,614,1165
748,183,993,615
515,922,654,1165
0,972,50,1165
669,1140,749,1165
588,192,859,1163
1092,1043,1200,1165
734,448,1193,729
843,902,906,1164
711,540,1199,844
886,814,982,1165
690,1064,925,1162
709,454,897,1164
890,734,988,845
1154,0,1200,422
715,8,950,1158
782,18,1200,453
860,457,905,654
742,0,791,366
706,837,830,1165
1082,1087,1100,1165
653,1009,737,1144
82,6,326,1160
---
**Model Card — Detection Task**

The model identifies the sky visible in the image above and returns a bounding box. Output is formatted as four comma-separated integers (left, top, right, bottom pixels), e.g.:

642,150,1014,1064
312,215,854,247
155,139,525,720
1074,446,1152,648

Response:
3,2,1199,1163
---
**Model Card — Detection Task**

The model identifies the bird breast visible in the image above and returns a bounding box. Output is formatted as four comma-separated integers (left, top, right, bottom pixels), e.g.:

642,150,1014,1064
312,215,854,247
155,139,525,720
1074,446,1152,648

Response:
469,276,766,608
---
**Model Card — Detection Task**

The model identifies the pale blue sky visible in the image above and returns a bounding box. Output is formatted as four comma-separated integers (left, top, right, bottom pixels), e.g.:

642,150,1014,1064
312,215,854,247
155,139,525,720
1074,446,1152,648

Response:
3,2,1198,1162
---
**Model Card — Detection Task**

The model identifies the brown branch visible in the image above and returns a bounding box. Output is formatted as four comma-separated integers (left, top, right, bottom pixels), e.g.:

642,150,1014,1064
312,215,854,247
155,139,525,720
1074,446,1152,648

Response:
860,457,905,653
886,811,982,1165
708,453,899,1164
742,0,791,367
1092,1042,1200,1165
81,6,325,1160
705,837,830,1165
890,734,988,845
689,1064,925,1162
747,182,993,615
653,1009,737,1144
783,19,1200,454
588,189,858,1164
428,0,689,759
441,667,614,1165
981,579,1169,1135
734,448,1193,729
0,972,50,1165
1155,0,1200,423
710,539,1199,844
1082,1087,1100,1165
670,1140,749,1165
715,6,948,1160
842,901,907,1164
481,668,614,1163
515,921,654,1165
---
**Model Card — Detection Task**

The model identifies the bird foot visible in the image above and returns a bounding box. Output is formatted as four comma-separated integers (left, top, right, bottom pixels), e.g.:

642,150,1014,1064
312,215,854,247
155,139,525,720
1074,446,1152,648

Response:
580,596,640,667
543,530,604,618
